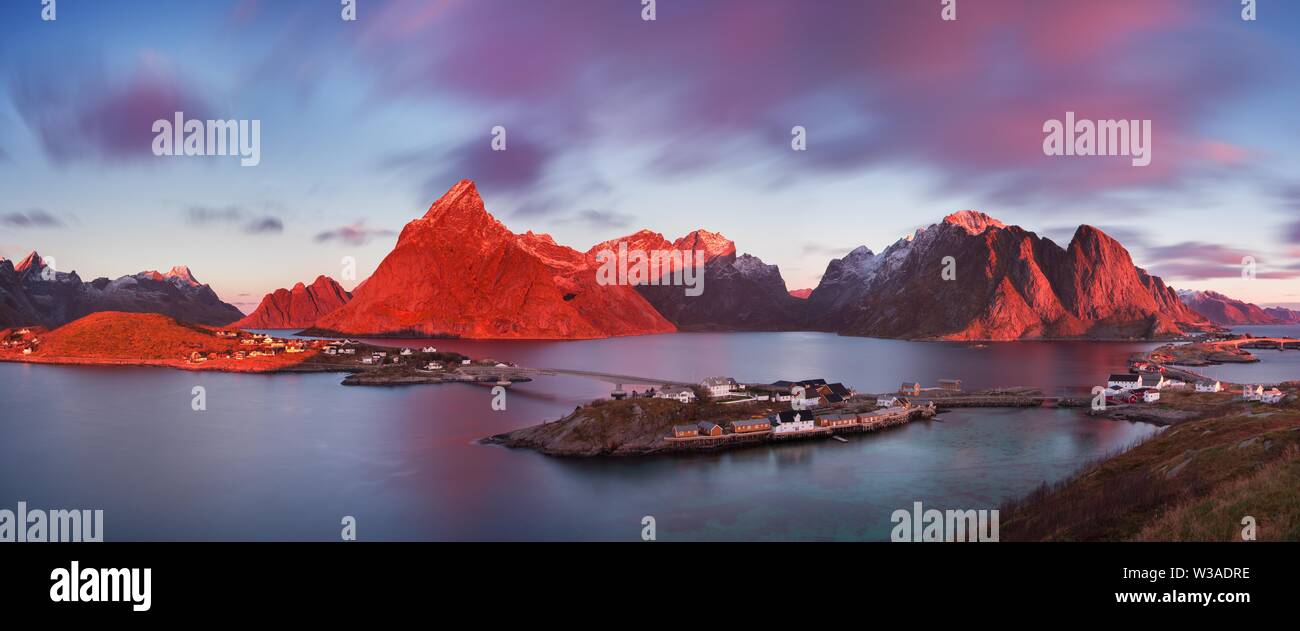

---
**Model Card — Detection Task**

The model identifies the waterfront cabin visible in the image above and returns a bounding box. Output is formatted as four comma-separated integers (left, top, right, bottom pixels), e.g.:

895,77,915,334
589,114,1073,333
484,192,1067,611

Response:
1107,374,1142,391
701,376,739,397
730,418,771,434
771,410,815,434
816,413,858,428
671,424,700,439
937,379,962,392
1195,380,1222,393
655,385,697,404
876,395,900,409
696,421,723,437
900,382,921,396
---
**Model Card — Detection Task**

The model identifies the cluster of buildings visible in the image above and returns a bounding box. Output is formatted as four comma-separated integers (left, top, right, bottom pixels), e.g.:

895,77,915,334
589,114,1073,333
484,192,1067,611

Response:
669,403,918,439
186,331,318,363
1108,369,1288,405
652,377,854,408
1242,385,1287,404
1105,372,1186,404
1,328,39,355
663,376,925,440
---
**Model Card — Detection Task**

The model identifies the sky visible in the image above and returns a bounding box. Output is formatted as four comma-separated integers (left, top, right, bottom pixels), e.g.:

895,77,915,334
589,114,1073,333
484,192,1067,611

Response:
1,0,1298,313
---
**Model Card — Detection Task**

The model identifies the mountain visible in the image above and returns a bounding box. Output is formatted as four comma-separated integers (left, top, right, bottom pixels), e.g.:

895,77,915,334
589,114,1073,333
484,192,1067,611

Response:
1263,307,1300,324
308,180,676,339
234,276,352,329
1177,290,1298,325
806,211,1210,340
0,252,243,327
636,250,806,331
588,228,802,330
0,258,44,327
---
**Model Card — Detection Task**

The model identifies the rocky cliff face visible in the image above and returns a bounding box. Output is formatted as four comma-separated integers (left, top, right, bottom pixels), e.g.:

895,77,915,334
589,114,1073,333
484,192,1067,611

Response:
588,228,802,330
806,211,1209,340
636,251,806,330
0,252,242,327
1177,289,1297,326
0,259,44,328
233,276,352,329
308,180,676,339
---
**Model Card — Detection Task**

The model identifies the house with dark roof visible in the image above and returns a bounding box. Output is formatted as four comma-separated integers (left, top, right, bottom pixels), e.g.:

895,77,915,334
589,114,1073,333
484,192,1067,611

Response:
696,421,723,437
1107,374,1141,391
771,410,815,434
900,382,921,396
671,424,700,438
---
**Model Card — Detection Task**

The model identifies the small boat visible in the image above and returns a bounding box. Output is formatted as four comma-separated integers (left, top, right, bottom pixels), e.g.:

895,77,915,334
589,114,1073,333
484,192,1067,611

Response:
831,436,848,443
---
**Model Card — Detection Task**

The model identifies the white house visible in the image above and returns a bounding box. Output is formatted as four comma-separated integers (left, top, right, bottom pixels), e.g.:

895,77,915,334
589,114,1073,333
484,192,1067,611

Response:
876,395,900,409
1163,379,1186,389
792,388,823,410
771,410,816,434
1243,385,1265,401
655,385,696,403
700,376,739,397
1195,380,1222,393
1108,373,1142,391
400,348,413,356
461,359,471,365
1142,390,1161,403
1260,388,1285,404
422,346,437,353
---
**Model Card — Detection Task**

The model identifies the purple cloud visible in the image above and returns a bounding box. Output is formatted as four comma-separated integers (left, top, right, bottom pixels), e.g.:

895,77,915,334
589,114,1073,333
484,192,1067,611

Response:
344,0,1262,207
314,221,397,246
2,209,63,228
10,58,211,164
1141,241,1300,281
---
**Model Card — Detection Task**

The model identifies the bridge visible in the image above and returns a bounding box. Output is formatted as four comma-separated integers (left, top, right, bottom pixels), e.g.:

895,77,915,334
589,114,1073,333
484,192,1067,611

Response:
455,364,694,397
1206,337,1300,350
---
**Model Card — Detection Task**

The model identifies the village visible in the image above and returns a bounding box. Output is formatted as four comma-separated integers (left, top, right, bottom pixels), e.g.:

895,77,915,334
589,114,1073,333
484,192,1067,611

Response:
649,376,942,449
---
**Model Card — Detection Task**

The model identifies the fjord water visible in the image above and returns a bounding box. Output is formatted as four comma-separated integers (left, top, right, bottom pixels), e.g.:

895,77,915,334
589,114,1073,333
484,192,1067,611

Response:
0,332,1187,541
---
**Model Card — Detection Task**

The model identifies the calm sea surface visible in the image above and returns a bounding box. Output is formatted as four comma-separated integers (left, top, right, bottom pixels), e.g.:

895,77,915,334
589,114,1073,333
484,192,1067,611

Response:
9,329,1294,541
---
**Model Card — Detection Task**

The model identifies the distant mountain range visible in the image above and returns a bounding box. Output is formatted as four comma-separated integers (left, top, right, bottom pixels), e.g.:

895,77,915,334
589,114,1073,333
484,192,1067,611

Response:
10,179,1267,341
0,252,242,328
1177,289,1300,326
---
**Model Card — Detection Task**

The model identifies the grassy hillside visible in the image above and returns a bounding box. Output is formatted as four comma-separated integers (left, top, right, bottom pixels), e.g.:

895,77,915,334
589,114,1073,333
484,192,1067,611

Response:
1002,386,1300,541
